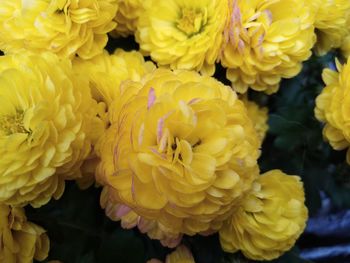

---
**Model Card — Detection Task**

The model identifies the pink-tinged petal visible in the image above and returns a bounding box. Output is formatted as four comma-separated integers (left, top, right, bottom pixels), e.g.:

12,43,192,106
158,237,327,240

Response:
137,217,152,233
138,123,145,146
264,9,273,25
149,147,167,159
188,98,200,105
258,33,265,46
160,235,183,248
115,204,132,218
147,259,163,263
200,229,216,236
148,88,156,109
238,39,245,52
156,111,173,144
131,175,136,200
157,117,165,144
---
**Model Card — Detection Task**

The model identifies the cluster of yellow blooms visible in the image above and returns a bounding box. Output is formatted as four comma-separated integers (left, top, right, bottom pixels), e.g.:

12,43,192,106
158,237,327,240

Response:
1,0,349,261
315,58,350,164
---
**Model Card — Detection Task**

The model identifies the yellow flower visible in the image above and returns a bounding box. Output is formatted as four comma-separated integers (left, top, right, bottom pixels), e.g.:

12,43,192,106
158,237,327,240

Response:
97,69,260,235
73,49,155,106
0,0,118,59
135,0,228,75
241,96,268,145
0,53,104,207
101,187,182,248
219,170,308,261
315,59,350,164
112,0,144,37
221,0,315,94
0,203,49,262
166,245,195,263
308,0,350,55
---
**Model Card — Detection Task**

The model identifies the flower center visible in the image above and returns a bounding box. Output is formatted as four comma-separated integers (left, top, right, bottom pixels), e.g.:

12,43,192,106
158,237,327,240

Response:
0,110,29,136
177,8,204,36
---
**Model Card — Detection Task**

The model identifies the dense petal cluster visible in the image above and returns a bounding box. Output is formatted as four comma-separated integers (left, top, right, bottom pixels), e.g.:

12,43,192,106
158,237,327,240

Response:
0,53,103,207
241,97,268,145
112,0,144,37
219,170,308,260
221,0,315,94
97,69,260,236
73,49,155,105
308,0,350,55
0,204,49,262
135,0,228,75
315,59,350,164
0,0,118,59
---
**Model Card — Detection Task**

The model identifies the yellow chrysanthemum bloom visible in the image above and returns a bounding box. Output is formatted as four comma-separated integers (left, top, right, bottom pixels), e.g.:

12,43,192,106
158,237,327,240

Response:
135,0,228,75
315,59,350,164
0,204,49,262
101,187,182,248
73,49,155,106
219,170,308,261
112,0,144,37
241,96,268,145
308,0,350,55
0,53,104,207
0,0,118,59
97,69,260,235
221,0,315,94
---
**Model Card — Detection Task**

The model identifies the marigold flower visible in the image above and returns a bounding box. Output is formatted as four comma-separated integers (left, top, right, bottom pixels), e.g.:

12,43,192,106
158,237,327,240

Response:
0,203,49,262
135,0,228,75
112,0,144,37
219,170,308,261
221,0,315,94
101,187,182,248
308,0,350,55
0,0,118,59
0,53,104,207
241,96,268,145
315,59,350,164
73,49,155,106
97,69,260,235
